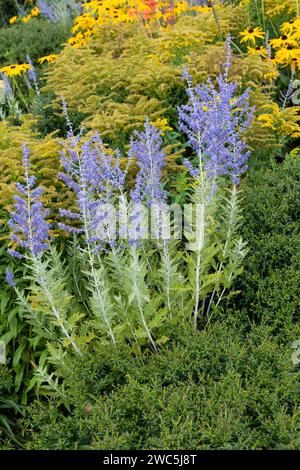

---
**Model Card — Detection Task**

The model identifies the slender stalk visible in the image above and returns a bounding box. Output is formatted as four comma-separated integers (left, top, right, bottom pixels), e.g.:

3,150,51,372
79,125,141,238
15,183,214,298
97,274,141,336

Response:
131,245,157,352
31,257,83,357
204,184,237,319
193,200,205,329
161,240,172,319
71,132,117,344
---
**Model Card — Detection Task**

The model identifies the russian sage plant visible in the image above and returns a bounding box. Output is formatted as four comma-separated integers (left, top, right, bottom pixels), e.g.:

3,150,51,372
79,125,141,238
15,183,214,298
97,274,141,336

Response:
178,35,253,325
7,145,83,359
6,40,253,382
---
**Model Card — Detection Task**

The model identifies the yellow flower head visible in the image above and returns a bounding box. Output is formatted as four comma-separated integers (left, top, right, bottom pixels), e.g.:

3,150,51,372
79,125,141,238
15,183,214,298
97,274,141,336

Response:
150,117,173,135
30,7,40,17
280,18,300,35
0,63,31,77
239,27,265,44
270,34,298,49
38,54,59,64
21,14,33,23
247,45,268,57
9,16,18,25
275,47,300,67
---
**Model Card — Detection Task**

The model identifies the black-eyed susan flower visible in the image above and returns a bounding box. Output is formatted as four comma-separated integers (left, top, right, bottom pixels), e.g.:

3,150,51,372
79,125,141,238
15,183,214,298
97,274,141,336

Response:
9,16,17,25
247,45,268,57
275,47,300,67
21,14,32,23
280,18,299,35
239,27,265,44
0,63,31,77
38,54,59,64
270,34,298,49
30,7,40,17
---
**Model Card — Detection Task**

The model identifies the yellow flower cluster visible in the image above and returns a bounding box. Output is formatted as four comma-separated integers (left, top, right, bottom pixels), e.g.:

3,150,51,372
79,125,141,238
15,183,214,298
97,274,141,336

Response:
257,102,300,138
150,117,173,134
240,18,300,71
38,54,59,64
68,0,200,48
8,6,40,25
0,64,31,78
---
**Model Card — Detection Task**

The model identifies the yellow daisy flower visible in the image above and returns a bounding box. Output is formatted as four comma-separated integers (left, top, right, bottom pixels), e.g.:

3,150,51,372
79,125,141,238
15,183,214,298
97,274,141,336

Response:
9,16,18,25
275,47,300,66
38,54,59,64
280,18,299,35
247,45,268,57
21,14,32,23
239,27,265,44
269,34,298,49
30,7,40,17
0,63,31,77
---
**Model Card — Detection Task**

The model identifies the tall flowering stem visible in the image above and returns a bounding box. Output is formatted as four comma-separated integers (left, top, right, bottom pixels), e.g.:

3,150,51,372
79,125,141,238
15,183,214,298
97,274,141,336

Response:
8,145,51,259
178,36,253,326
7,145,82,356
127,119,173,336
59,108,129,344
129,118,167,206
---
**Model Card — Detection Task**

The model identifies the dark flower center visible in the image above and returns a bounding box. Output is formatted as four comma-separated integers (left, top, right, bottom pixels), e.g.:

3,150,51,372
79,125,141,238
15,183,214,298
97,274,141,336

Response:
281,35,288,40
248,28,254,33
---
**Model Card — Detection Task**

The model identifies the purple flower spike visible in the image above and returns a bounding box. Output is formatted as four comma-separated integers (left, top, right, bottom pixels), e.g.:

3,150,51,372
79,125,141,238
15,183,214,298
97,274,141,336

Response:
5,269,16,288
129,118,167,205
7,145,51,258
178,40,254,185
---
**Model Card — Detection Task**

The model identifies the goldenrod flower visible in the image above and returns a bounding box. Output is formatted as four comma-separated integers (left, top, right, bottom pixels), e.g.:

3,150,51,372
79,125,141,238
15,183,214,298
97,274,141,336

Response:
9,16,17,25
38,54,59,64
150,117,173,134
239,27,265,44
257,113,276,130
263,69,280,82
0,63,31,77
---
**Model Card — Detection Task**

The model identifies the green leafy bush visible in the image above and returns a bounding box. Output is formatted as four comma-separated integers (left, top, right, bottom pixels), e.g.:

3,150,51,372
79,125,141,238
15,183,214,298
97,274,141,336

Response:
238,155,300,330
20,317,300,450
0,0,18,27
0,18,70,67
0,366,21,447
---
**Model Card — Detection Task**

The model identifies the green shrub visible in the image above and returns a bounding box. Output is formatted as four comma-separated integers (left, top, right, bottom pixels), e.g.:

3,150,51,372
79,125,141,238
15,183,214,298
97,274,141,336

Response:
0,0,18,27
0,18,70,67
0,366,21,447
20,317,300,450
237,155,300,330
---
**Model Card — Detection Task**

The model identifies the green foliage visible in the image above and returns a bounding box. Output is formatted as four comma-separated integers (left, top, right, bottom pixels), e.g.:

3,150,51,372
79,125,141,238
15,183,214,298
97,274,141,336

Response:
0,18,70,67
237,155,300,329
19,316,300,450
0,366,21,446
0,0,18,27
